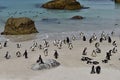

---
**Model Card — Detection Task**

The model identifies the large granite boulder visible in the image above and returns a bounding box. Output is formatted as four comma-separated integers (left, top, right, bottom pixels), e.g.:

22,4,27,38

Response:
115,0,120,3
1,17,38,35
31,59,60,70
42,0,82,10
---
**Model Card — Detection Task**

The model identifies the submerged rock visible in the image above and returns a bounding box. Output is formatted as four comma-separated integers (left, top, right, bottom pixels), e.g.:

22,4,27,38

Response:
1,17,38,35
0,6,7,9
42,0,82,10
41,18,58,22
31,59,60,70
41,18,60,23
71,15,84,20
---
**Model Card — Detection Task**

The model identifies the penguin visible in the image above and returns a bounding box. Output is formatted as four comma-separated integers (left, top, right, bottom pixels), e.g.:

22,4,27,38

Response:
106,52,111,60
91,65,96,74
72,35,76,41
23,50,28,59
4,41,7,47
91,50,97,57
108,36,112,43
112,41,117,47
95,42,100,48
83,36,86,41
66,37,70,44
39,55,44,64
16,51,21,57
82,47,87,55
96,48,101,53
4,51,11,59
0,43,2,49
96,66,101,74
99,37,103,43
54,50,59,59
89,38,92,44
43,47,48,56
112,46,117,53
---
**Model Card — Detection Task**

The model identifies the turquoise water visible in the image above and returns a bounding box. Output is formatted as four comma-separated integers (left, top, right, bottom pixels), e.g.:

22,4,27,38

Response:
0,0,120,41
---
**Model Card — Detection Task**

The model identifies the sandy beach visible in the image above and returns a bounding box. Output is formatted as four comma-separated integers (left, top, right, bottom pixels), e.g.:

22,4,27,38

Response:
0,0,120,80
0,34,119,80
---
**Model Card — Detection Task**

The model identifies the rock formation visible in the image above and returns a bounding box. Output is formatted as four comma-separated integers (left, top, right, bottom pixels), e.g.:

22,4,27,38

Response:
31,59,60,70
42,0,82,10
71,15,84,20
115,0,120,3
1,17,38,35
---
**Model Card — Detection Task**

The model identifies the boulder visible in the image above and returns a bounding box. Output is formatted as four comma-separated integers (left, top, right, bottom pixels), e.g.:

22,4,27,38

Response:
42,0,82,10
1,17,38,35
71,15,84,20
115,0,120,3
31,59,60,70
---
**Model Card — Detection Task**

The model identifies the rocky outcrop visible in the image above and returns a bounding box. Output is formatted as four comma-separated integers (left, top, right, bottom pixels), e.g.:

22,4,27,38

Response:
115,0,120,3
71,15,84,20
42,0,82,10
31,59,60,70
1,17,38,35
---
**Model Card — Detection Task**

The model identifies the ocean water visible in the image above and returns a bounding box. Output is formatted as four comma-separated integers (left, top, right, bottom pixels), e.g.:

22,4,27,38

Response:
0,0,120,41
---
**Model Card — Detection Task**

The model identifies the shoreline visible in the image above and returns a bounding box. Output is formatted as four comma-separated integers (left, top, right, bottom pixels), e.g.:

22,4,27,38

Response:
0,29,120,42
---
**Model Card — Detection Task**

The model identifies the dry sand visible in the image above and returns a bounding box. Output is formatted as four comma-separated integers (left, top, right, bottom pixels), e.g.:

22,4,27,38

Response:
0,35,120,80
